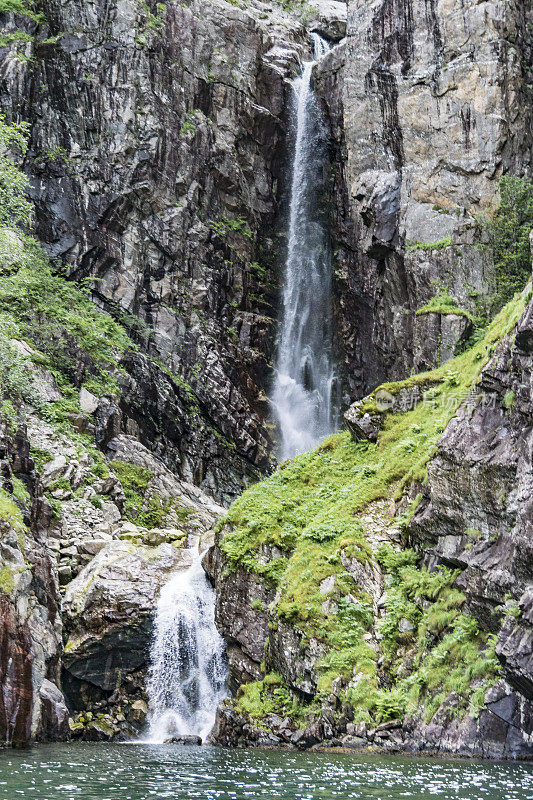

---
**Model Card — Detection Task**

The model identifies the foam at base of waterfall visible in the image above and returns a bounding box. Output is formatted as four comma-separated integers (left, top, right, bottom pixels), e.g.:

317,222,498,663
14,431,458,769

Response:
272,372,332,459
144,550,227,744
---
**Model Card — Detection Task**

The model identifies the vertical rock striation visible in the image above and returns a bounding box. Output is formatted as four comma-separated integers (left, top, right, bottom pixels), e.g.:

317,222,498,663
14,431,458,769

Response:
0,421,68,745
316,0,533,395
0,0,317,500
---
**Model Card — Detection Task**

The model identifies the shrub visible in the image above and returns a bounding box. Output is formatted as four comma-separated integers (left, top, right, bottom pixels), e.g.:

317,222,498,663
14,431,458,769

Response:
486,175,533,311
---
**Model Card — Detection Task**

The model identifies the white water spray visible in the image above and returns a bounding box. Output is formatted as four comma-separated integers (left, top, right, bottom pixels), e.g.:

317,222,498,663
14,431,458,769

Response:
145,548,227,743
271,33,340,461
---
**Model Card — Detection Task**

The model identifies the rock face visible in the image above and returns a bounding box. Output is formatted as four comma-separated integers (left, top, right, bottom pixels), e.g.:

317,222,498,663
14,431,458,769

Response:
0,0,316,501
407,268,533,755
0,421,68,746
57,434,223,739
316,0,533,395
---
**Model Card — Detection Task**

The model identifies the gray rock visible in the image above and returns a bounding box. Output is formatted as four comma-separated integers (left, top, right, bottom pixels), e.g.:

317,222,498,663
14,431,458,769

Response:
79,388,99,414
41,455,67,487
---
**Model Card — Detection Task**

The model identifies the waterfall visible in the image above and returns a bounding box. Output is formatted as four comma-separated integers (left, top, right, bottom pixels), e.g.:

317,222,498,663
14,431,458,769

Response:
271,33,340,461
145,548,227,743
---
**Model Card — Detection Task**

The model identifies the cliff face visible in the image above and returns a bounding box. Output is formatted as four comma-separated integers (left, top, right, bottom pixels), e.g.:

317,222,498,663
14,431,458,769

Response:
1,0,315,502
410,240,533,706
0,0,532,758
0,421,68,745
317,0,533,395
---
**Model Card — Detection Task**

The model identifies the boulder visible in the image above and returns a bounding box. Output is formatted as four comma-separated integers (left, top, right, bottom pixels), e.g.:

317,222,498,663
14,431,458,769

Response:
63,540,188,691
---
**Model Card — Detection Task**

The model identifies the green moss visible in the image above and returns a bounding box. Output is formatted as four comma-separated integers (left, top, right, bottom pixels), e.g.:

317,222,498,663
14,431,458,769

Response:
110,460,152,521
406,237,453,252
219,288,528,717
416,288,472,319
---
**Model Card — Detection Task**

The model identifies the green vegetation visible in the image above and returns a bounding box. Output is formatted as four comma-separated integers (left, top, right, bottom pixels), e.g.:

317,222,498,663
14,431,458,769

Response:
416,288,472,319
406,237,452,252
503,389,515,410
110,460,153,520
220,286,529,726
0,487,26,532
485,175,533,312
235,672,304,721
208,215,252,239
376,546,498,721
110,459,177,528
0,0,43,21
0,114,134,419
179,109,201,136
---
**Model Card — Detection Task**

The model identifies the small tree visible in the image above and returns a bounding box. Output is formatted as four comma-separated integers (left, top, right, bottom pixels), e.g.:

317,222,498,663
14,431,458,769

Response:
0,114,33,229
488,175,533,311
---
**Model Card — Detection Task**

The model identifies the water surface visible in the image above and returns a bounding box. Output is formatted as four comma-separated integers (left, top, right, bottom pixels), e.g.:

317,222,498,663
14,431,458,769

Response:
0,743,531,800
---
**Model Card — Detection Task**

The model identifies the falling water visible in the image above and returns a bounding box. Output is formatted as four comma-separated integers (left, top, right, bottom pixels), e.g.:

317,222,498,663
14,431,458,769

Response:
271,33,340,461
145,548,227,743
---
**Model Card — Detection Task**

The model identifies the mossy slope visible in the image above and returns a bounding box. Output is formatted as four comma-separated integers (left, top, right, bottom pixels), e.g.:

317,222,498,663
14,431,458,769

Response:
218,285,531,730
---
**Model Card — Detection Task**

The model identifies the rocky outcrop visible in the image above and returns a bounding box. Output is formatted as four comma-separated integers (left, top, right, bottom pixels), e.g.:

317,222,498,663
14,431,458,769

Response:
316,0,533,394
407,259,533,754
55,433,223,739
206,539,275,691
0,420,68,746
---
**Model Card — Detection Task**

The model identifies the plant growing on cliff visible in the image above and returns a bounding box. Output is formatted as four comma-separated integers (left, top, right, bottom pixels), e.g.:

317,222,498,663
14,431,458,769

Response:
0,115,33,228
0,116,135,405
416,288,472,319
486,175,533,312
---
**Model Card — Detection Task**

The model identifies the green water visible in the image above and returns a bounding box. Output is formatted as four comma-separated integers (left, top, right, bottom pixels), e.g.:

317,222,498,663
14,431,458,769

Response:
0,743,531,800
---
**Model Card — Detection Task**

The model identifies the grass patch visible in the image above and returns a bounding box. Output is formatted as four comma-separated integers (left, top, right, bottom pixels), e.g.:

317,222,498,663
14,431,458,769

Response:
235,673,305,722
406,237,452,252
416,288,472,319
0,487,26,533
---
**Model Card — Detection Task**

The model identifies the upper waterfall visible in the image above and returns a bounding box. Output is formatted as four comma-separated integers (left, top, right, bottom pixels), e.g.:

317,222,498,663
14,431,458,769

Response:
145,547,227,743
271,33,340,461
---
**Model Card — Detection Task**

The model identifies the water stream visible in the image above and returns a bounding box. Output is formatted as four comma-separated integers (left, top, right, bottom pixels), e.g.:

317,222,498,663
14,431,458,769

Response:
271,33,340,461
145,548,227,743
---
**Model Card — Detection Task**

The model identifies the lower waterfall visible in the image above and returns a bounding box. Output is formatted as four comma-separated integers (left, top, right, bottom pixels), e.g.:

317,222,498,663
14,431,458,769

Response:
145,547,227,743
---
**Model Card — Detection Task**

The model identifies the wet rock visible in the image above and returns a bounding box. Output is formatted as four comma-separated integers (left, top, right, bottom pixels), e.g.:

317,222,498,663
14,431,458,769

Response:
62,541,189,692
38,679,70,741
163,734,202,745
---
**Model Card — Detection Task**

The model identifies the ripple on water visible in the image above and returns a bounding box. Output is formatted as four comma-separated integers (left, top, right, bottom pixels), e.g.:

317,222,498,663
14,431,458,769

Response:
0,744,532,800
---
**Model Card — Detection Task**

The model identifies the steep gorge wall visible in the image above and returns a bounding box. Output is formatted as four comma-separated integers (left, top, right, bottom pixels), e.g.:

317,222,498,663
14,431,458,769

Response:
1,0,316,501
317,0,533,396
